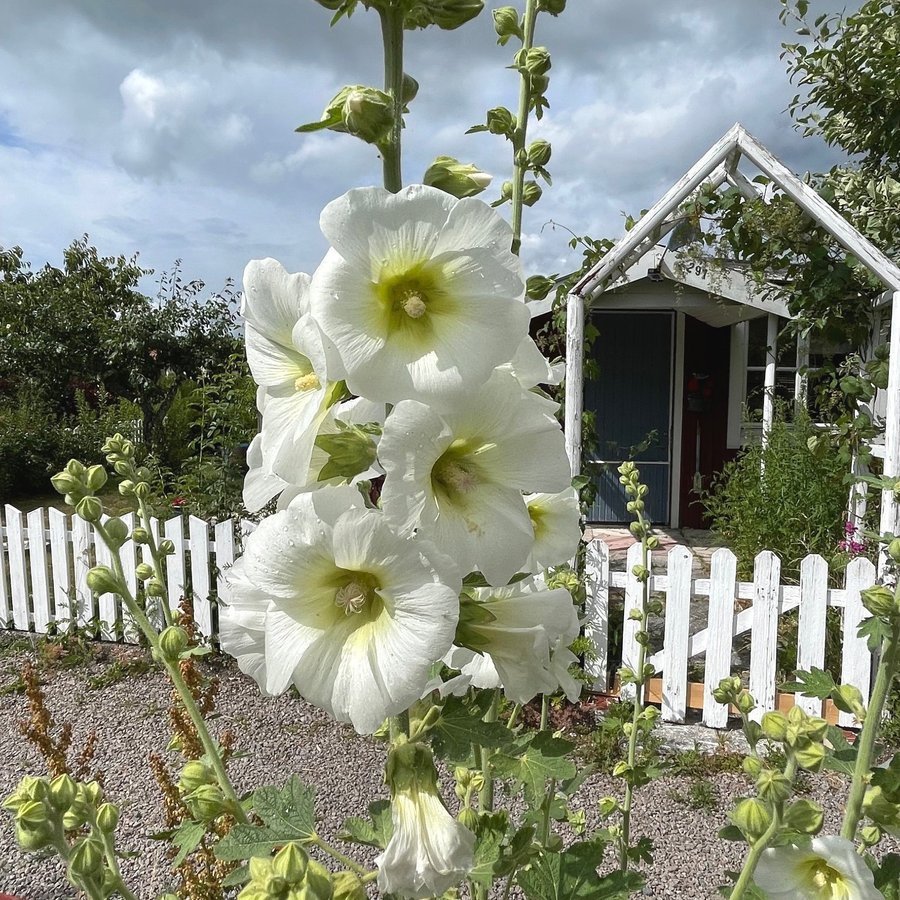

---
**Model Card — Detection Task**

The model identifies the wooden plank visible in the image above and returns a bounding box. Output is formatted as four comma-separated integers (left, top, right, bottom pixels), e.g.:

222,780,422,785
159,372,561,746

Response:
878,290,900,572
189,516,212,638
840,557,876,728
749,551,781,721
214,519,235,641
761,313,779,450
796,555,829,715
71,515,94,630
93,519,118,641
584,539,610,690
661,545,692,723
164,515,186,620
564,292,585,477
27,508,52,633
119,513,140,643
0,506,10,628
5,505,30,631
48,508,73,630
620,543,646,702
703,547,738,728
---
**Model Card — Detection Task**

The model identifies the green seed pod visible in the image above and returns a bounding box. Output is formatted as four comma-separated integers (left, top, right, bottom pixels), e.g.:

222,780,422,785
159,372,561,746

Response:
85,465,108,493
76,495,103,524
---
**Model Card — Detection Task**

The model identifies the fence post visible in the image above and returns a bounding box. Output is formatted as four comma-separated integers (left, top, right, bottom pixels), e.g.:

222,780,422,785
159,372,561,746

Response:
840,556,877,728
749,550,781,721
796,554,828,716
0,506,10,628
119,513,140,642
584,539,609,691
189,516,212,638
6,505,29,631
72,515,94,630
662,545,692,723
214,520,236,641
703,547,738,728
94,518,119,641
164,514,186,618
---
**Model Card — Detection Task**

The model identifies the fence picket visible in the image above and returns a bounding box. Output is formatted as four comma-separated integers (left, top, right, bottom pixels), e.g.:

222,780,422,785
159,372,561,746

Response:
119,513,140,643
620,543,646,701
27,508,52,633
6,506,29,631
94,520,118,640
215,520,235,639
749,551,781,722
48,509,72,630
164,515,186,617
0,507,10,628
662,545,692,723
840,557,877,728
584,539,609,690
189,516,212,638
72,516,93,629
796,555,829,715
703,547,737,727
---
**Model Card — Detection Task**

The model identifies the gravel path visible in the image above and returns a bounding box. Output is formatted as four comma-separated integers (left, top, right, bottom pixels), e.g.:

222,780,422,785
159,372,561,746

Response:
0,635,883,899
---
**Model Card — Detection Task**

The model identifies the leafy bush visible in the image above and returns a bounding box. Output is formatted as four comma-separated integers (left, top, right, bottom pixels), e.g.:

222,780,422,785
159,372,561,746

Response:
702,409,849,582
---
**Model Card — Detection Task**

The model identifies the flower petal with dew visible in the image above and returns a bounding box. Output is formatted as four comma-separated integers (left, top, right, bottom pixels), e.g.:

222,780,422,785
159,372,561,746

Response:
377,742,474,899
446,578,579,705
221,490,460,734
499,334,561,388
309,184,529,406
380,370,570,585
755,836,882,900
524,487,583,573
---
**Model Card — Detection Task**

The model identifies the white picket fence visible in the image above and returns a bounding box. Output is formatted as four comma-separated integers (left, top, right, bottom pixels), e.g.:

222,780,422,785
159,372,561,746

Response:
0,506,880,730
583,541,877,729
0,504,242,643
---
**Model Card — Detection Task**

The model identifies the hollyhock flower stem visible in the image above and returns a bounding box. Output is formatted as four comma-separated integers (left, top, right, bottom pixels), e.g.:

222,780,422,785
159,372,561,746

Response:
94,521,249,825
510,0,538,255
310,835,370,876
730,758,799,900
841,609,900,840
479,690,501,812
378,3,404,192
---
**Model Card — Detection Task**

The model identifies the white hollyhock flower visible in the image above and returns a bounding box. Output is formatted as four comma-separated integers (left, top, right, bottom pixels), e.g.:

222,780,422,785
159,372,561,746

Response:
242,258,338,486
755,836,882,899
524,488,583,572
377,743,474,899
499,335,561,388
309,184,529,406
221,492,460,734
380,370,570,585
447,578,580,704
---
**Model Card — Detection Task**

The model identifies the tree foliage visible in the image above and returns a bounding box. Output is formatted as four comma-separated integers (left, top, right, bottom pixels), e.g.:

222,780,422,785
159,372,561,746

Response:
0,237,240,450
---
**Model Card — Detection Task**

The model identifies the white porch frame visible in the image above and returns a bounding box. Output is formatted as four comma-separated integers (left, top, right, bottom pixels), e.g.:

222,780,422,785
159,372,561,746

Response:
565,123,900,570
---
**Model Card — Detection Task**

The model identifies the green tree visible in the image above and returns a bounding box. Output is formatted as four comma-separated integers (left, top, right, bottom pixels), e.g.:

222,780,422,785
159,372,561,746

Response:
0,237,240,451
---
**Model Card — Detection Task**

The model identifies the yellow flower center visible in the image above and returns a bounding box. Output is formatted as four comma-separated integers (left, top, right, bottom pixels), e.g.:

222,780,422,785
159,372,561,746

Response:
294,372,321,393
432,442,483,503
399,288,427,319
333,572,381,616
804,859,849,898
528,502,547,539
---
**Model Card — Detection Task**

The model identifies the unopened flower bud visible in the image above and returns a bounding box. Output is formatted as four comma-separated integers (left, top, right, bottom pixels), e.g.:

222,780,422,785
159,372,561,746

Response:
135,562,154,581
87,566,119,595
484,106,516,136
332,870,367,900
114,460,132,477
146,579,165,598
343,87,394,145
458,807,478,831
132,527,149,544
862,585,897,619
76,495,103,523
85,465,108,493
159,626,190,660
104,517,129,549
96,802,120,834
401,72,419,106
16,800,49,828
730,798,770,842
118,479,135,496
184,784,227,822
492,6,522,44
273,842,309,884
66,459,87,478
179,761,215,794
742,756,763,778
515,46,552,77
522,180,543,206
538,0,566,13
68,837,105,879
527,139,552,167
133,481,150,500
48,774,77,811
888,538,900,563
406,0,484,30
793,740,826,772
736,691,756,715
424,156,491,199
159,538,176,555
756,769,792,803
760,711,788,742
51,472,81,496
16,821,53,851
782,798,824,835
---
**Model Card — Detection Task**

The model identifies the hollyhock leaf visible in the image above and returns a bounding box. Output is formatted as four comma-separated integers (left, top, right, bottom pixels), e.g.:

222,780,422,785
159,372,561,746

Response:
340,799,393,849
518,841,644,899
493,733,576,802
215,776,317,860
467,814,508,887
429,695,518,764
171,820,206,867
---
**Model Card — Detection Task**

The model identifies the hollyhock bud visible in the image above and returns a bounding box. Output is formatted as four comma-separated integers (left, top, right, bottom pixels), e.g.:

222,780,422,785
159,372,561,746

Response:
76,496,103,523
423,156,491,199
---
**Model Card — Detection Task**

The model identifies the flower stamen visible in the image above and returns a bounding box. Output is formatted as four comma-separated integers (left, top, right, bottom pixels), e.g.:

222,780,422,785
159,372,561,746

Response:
334,580,370,615
433,457,479,496
399,288,427,319
294,372,321,393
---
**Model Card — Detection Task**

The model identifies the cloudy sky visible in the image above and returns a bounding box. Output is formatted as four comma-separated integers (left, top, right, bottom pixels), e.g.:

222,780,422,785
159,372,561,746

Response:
0,0,855,297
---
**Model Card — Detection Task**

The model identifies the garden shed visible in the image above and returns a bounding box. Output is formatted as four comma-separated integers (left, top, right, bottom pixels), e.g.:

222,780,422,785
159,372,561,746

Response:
563,124,900,556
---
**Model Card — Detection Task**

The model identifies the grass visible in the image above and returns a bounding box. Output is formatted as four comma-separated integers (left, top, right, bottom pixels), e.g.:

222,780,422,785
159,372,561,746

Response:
667,779,720,814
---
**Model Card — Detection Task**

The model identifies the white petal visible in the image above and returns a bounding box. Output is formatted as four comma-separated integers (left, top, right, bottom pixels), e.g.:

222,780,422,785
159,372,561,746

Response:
500,335,558,388
524,488,583,572
242,259,310,346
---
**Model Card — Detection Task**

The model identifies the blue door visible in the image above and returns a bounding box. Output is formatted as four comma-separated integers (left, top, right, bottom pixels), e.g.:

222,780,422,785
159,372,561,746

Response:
584,311,673,524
